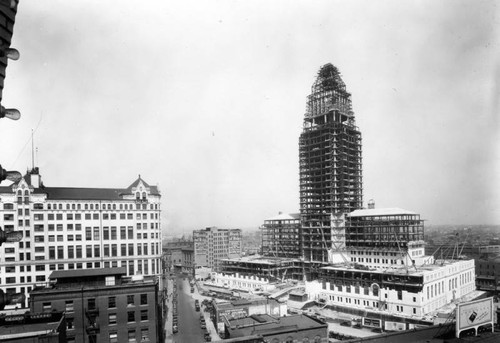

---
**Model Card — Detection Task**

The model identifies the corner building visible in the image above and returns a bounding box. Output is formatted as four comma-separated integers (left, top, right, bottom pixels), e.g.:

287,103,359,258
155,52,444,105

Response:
299,64,363,269
0,168,162,307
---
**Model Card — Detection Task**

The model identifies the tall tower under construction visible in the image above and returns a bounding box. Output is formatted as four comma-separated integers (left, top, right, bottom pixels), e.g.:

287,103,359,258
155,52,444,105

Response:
299,64,363,272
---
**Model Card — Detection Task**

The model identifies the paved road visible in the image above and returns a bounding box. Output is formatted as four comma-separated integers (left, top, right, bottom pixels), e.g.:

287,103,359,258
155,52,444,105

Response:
173,275,205,343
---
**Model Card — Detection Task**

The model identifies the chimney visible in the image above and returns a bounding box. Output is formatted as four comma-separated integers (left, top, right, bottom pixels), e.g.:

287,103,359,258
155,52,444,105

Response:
30,167,40,188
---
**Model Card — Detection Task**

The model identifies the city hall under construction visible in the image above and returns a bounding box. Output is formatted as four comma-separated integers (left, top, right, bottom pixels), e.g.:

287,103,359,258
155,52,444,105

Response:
218,63,477,320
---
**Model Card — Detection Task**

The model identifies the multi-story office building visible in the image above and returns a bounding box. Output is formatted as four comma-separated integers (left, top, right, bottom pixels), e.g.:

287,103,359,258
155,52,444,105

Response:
193,227,242,272
299,63,363,268
30,268,162,343
345,207,425,267
0,168,162,307
261,212,301,258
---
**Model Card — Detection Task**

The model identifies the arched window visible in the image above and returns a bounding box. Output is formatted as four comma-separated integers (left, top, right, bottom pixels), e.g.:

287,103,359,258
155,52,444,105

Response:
142,192,146,200
314,336,321,343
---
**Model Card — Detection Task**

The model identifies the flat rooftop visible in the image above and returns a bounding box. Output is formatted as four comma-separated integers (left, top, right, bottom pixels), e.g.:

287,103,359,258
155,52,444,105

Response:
221,255,301,265
348,208,417,217
228,314,327,338
322,258,472,277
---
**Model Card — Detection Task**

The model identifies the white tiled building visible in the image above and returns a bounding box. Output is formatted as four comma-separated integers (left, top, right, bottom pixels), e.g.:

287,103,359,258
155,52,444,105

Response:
0,168,162,308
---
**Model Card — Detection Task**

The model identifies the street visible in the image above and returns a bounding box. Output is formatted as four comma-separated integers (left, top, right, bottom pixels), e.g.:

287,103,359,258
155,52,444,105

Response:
165,273,219,343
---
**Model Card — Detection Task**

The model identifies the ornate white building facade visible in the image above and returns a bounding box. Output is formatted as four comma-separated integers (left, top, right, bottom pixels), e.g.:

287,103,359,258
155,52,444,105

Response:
0,168,162,307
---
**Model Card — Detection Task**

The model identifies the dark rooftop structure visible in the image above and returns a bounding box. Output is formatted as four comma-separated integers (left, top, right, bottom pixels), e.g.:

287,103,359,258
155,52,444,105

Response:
0,171,160,199
226,313,327,341
0,311,66,343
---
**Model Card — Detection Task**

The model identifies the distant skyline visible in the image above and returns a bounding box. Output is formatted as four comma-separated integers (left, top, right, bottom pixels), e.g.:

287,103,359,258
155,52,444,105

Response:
1,0,498,234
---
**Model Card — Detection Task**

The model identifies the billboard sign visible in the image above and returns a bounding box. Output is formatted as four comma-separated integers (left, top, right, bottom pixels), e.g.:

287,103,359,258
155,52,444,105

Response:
456,297,494,337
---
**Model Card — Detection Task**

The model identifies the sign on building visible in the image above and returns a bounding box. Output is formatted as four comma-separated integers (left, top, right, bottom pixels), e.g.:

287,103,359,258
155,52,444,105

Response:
456,297,494,338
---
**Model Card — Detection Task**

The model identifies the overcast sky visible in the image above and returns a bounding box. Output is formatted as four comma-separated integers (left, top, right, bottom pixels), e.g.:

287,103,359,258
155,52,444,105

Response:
1,0,498,233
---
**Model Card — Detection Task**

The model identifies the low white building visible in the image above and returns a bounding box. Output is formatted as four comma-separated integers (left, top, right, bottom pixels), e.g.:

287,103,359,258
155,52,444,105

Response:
209,272,277,293
306,258,476,318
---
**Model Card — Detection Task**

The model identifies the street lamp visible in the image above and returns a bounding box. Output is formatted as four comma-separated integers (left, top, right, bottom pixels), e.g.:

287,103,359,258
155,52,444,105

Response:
0,164,21,183
0,226,23,246
0,47,19,60
0,105,20,120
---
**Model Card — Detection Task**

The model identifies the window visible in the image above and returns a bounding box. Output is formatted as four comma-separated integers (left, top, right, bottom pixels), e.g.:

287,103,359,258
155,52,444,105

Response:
94,245,100,257
57,246,64,259
68,246,75,259
121,244,127,256
109,313,117,325
34,213,44,221
43,302,51,312
36,265,46,271
109,332,118,343
66,300,74,312
140,294,148,305
128,311,135,322
140,310,148,321
109,296,116,308
128,330,136,342
121,227,127,239
128,244,134,255
36,275,46,282
103,227,110,240
140,328,149,342
56,213,63,220
128,227,133,239
127,295,135,306
88,298,96,310
111,227,117,239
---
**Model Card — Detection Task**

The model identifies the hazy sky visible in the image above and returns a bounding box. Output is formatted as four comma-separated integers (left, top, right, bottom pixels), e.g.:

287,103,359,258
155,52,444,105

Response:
1,0,498,233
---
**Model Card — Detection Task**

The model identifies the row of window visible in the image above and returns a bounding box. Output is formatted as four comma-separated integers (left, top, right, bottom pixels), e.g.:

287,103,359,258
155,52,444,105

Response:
10,242,160,260
3,212,160,222
1,259,160,283
3,202,158,211
108,328,150,343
